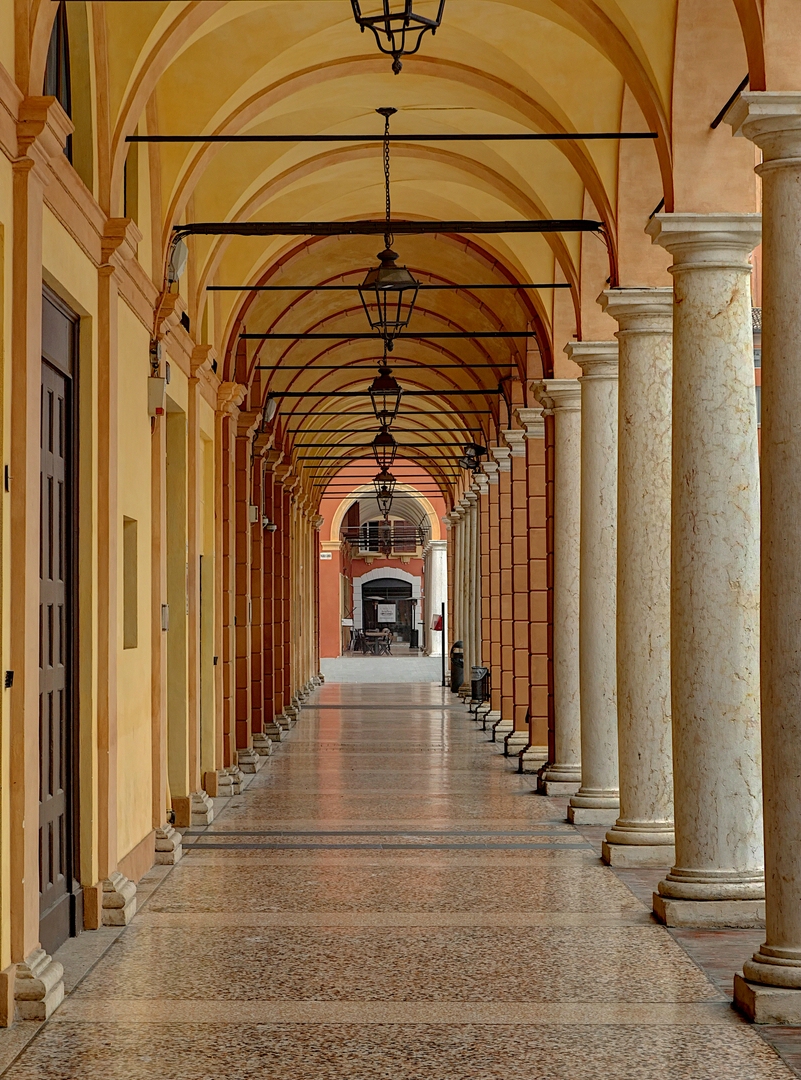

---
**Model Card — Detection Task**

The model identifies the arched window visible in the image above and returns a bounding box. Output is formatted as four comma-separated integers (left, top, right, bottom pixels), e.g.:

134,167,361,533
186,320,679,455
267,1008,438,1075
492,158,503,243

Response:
44,1,72,162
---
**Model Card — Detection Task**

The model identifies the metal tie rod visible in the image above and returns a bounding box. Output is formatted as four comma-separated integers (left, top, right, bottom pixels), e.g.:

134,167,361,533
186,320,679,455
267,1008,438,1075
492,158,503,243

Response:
173,219,602,239
210,282,571,291
243,332,535,340
265,389,502,397
131,132,657,144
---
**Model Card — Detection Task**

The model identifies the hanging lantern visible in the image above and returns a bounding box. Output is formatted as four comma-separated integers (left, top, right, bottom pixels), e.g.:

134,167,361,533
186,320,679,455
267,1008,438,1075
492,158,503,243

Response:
358,108,419,350
368,359,403,425
372,425,398,470
457,442,487,472
351,0,446,75
373,468,397,517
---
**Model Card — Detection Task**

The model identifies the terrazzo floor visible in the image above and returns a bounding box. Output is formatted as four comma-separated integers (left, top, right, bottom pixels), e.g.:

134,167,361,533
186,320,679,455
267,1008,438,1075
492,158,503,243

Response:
0,681,798,1078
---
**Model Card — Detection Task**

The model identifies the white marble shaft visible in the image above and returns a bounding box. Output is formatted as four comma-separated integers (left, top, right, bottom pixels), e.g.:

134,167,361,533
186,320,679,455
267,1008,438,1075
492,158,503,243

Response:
648,212,763,902
536,381,582,788
568,343,620,824
423,540,447,656
600,289,675,863
731,94,801,990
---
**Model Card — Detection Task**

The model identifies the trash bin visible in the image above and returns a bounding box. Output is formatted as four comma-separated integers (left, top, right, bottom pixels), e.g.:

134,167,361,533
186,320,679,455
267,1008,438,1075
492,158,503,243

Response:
471,666,490,703
449,640,464,693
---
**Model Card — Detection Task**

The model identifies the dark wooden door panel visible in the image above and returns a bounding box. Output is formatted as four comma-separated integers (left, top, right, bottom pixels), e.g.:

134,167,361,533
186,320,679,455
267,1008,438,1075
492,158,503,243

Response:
39,291,79,955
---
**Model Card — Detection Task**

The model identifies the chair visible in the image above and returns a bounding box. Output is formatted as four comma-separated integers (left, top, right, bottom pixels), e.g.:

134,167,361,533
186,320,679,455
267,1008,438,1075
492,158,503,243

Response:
377,629,392,656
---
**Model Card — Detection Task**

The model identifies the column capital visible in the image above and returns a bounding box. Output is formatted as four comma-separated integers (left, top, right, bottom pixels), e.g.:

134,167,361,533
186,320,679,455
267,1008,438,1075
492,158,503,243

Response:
566,340,618,380
502,429,527,457
490,445,511,472
16,97,73,181
463,490,478,506
423,539,448,555
482,460,499,484
217,382,247,417
516,407,545,439
236,409,262,439
727,91,801,163
472,473,489,496
190,344,217,378
599,288,673,334
101,217,142,272
540,378,581,411
646,213,761,270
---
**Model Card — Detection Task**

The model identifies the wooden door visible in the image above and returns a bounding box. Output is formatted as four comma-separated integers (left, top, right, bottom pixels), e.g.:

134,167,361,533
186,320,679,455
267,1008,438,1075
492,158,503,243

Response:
39,292,80,954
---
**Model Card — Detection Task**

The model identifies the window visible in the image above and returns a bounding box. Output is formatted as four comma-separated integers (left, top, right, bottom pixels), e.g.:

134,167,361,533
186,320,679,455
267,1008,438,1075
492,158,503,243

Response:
123,517,138,649
44,2,72,163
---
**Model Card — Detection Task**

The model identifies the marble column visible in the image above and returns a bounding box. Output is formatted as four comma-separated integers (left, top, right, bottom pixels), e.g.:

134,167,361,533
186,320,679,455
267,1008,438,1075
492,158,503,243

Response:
464,491,480,674
647,213,764,928
728,95,801,1020
599,289,675,866
423,540,447,656
535,381,582,796
451,505,465,677
568,343,620,826
504,429,532,755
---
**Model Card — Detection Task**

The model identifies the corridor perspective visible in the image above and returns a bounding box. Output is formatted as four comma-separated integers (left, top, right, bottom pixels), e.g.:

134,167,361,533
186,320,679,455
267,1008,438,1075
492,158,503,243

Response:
0,677,796,1079
7,0,801,1075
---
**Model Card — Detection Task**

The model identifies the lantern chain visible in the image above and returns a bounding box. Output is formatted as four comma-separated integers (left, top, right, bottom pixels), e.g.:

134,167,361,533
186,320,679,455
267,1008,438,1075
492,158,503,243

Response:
383,110,393,250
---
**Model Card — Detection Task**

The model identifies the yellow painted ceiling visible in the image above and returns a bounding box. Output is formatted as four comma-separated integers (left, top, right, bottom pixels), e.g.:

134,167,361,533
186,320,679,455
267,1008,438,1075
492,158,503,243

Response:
95,0,684,505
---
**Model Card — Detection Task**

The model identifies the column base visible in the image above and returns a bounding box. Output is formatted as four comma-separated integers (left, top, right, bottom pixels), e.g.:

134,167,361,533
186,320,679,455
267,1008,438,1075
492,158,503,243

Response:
102,871,137,926
219,766,243,794
237,748,266,774
190,790,214,826
14,949,64,1021
284,706,299,722
519,746,547,773
492,718,513,742
317,672,325,683
252,733,274,756
264,722,283,740
567,805,619,825
734,974,801,1024
155,825,183,865
538,771,582,796
652,893,765,928
275,715,292,731
602,841,675,867
503,730,529,756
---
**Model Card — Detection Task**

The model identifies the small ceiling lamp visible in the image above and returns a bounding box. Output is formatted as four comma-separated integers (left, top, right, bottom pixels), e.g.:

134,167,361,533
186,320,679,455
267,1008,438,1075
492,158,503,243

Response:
457,442,487,472
358,108,419,351
351,0,446,74
372,425,398,470
368,350,403,426
373,468,397,517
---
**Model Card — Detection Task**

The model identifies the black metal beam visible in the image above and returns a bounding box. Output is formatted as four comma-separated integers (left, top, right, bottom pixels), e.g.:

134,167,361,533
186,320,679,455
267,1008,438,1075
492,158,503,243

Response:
210,283,571,291
174,219,602,240
257,364,510,370
132,132,656,144
283,410,491,416
244,332,534,340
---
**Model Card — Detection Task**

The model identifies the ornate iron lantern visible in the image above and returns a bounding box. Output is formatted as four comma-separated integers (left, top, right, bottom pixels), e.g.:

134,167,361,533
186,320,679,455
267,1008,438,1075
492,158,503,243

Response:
373,468,397,517
351,0,446,74
458,442,487,472
358,108,419,350
372,425,398,470
368,355,403,425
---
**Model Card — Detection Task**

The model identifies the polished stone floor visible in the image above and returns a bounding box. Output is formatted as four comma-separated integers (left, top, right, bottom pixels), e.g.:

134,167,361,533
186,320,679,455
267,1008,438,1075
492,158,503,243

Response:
1,681,798,1078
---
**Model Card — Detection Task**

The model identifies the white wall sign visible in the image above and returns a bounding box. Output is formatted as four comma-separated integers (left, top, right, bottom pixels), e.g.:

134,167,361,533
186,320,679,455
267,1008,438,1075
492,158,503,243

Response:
320,552,333,560
377,603,397,623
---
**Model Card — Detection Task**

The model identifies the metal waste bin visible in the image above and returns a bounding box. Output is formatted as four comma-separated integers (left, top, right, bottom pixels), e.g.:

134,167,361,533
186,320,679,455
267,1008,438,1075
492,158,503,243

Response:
449,640,464,693
471,666,490,704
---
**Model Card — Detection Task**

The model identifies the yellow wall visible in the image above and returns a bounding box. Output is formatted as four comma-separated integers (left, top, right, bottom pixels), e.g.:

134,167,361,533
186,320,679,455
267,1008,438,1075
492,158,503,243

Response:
116,300,153,860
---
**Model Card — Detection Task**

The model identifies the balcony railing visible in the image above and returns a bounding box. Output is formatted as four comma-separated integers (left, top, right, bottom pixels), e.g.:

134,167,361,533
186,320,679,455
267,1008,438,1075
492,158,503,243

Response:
341,522,428,554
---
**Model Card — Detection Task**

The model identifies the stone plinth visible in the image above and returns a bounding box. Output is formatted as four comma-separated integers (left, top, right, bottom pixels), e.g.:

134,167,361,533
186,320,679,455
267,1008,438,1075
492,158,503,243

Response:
155,825,183,865
102,871,137,926
14,950,64,1021
653,893,764,929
